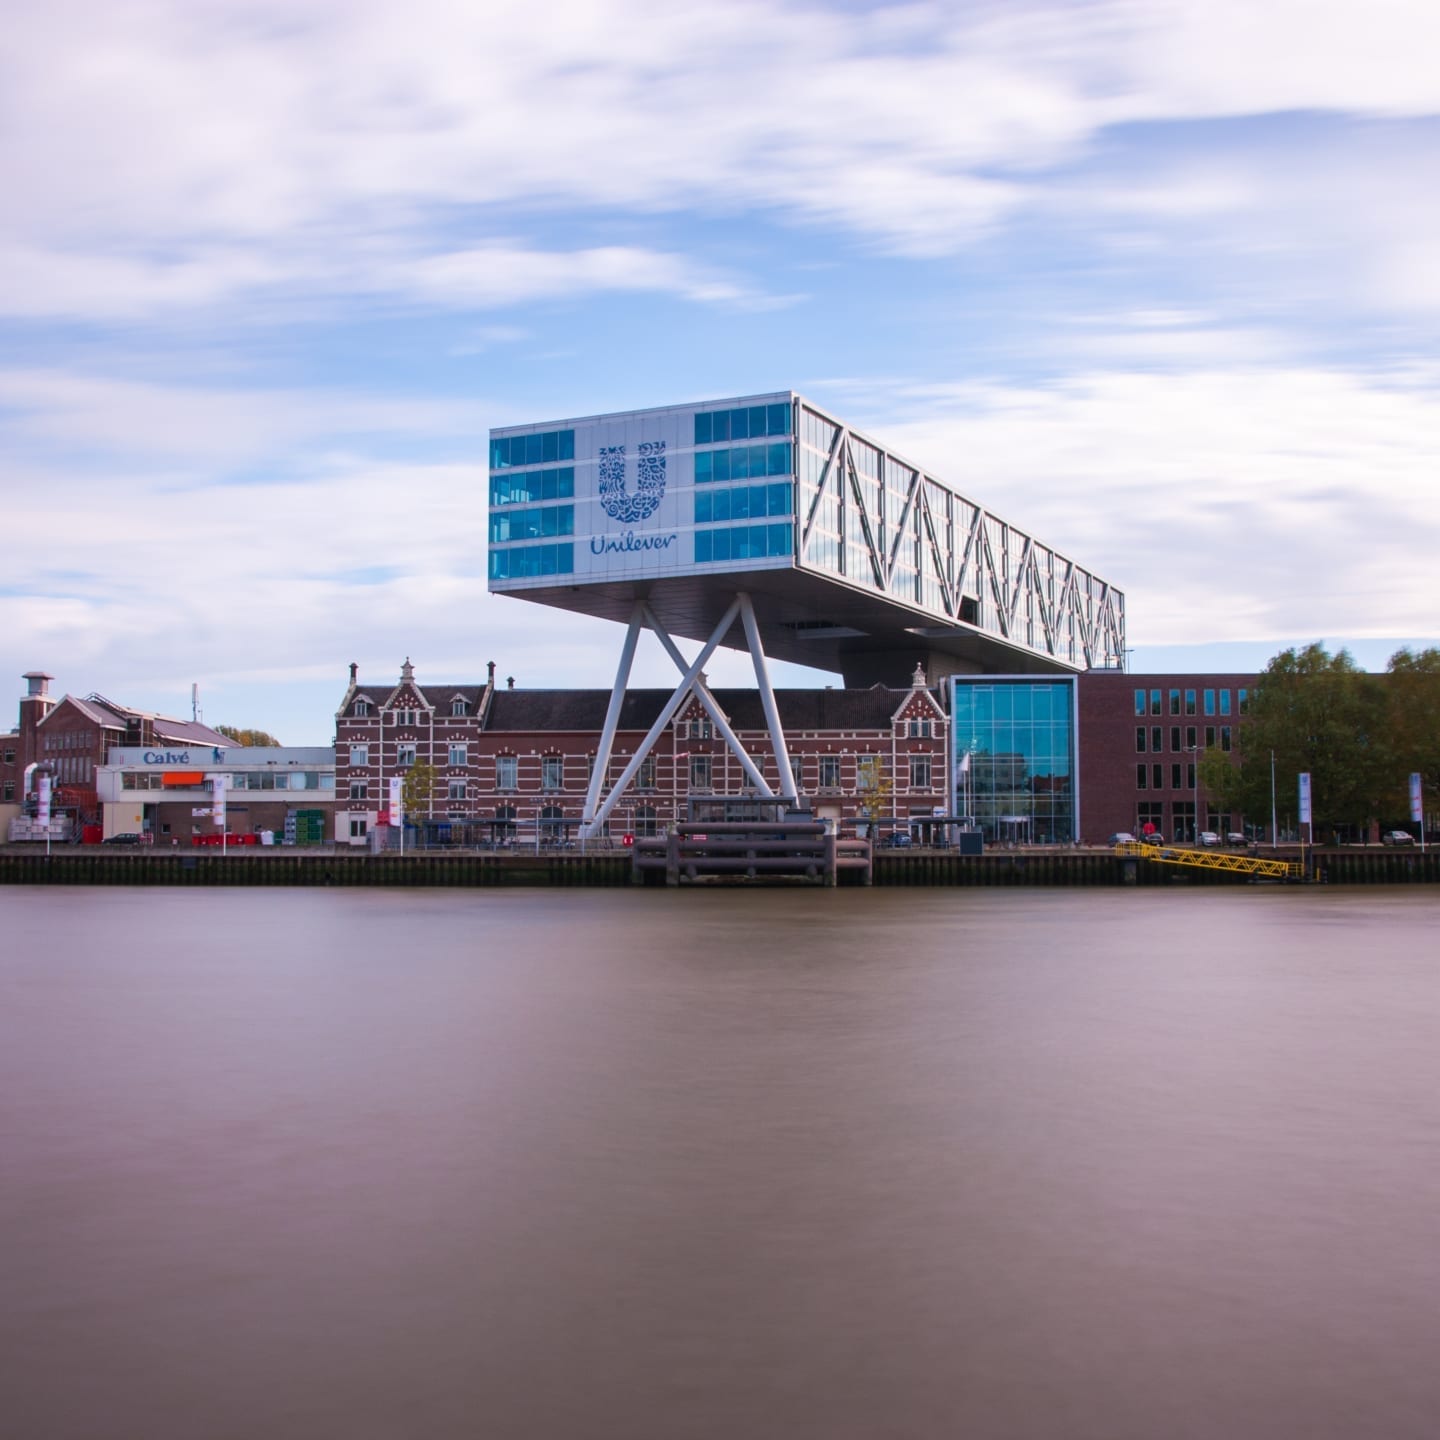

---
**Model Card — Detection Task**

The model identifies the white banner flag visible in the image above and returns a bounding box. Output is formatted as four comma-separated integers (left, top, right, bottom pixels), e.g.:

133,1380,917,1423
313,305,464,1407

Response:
1297,772,1312,826
389,775,404,828
1410,772,1424,824
212,774,227,828
37,774,51,827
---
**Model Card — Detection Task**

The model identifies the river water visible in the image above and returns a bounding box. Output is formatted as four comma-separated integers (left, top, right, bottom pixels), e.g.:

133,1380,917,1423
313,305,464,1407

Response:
5,885,1440,1439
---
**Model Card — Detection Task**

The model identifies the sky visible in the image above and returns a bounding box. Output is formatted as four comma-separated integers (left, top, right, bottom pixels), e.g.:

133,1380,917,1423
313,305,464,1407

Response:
3,0,1439,745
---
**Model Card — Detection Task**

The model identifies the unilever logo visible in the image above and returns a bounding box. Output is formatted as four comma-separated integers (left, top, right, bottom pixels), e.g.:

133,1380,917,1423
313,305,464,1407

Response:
598,441,666,524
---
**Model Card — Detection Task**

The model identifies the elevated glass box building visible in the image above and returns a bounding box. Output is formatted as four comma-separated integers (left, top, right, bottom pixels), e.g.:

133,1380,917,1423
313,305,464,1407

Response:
489,392,1122,837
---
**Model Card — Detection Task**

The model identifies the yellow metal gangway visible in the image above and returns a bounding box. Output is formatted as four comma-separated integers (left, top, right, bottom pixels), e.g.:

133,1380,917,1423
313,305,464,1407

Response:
1114,841,1304,881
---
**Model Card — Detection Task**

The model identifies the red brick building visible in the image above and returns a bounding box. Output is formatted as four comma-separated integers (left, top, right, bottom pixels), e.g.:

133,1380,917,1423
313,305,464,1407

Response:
1076,672,1254,842
334,659,951,846
2,672,232,840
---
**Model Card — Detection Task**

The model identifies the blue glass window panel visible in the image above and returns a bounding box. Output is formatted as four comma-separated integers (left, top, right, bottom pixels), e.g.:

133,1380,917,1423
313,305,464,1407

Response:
694,412,712,445
694,492,712,523
559,431,574,461
542,431,558,463
731,447,749,480
749,443,766,476
489,550,507,579
524,433,542,465
768,442,790,475
769,522,792,555
694,451,712,483
713,411,730,442
768,482,790,516
768,402,789,435
748,406,766,437
695,530,712,563
713,489,731,521
1220,689,1231,716
713,528,732,562
731,408,749,440
714,450,731,482
490,439,504,469
731,487,751,520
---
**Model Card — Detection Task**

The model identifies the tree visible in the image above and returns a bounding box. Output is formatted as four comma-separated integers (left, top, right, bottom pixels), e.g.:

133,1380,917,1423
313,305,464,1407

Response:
401,758,438,819
1384,647,1440,820
1210,644,1389,837
215,724,282,747
855,755,895,837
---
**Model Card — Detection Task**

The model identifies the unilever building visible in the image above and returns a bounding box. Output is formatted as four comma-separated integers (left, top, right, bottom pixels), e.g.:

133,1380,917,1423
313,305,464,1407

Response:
489,392,1124,839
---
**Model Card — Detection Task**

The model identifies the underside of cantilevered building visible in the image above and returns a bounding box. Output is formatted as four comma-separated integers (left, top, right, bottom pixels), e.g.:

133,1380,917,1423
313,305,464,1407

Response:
488,392,1125,835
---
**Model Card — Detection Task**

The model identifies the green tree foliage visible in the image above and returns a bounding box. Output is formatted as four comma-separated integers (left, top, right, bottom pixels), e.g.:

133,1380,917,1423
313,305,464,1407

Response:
1384,647,1440,814
1209,643,1390,834
215,724,282,747
855,755,896,836
401,758,438,819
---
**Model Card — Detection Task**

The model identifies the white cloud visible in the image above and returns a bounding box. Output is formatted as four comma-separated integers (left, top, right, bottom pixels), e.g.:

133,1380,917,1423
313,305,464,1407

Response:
851,364,1440,641
5,0,1438,317
0,369,477,462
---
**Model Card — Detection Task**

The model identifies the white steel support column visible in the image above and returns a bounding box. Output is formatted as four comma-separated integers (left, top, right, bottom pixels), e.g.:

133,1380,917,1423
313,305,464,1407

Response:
581,597,743,839
582,602,646,831
639,602,773,799
739,593,797,803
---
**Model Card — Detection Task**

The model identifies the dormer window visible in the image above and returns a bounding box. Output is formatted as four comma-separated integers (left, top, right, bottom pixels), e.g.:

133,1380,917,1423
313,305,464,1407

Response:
451,699,467,716
354,699,371,717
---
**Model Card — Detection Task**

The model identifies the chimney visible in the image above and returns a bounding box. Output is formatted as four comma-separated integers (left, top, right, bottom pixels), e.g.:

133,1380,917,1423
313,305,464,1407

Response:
23,671,52,698
349,661,358,685
507,676,515,690
487,660,496,686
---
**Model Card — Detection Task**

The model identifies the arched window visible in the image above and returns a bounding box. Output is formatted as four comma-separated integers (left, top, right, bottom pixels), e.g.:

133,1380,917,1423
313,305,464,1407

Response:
540,804,566,843
493,803,516,842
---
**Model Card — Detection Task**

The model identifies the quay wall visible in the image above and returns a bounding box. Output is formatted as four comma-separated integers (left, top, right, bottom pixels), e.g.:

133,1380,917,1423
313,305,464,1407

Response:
1,848,1437,887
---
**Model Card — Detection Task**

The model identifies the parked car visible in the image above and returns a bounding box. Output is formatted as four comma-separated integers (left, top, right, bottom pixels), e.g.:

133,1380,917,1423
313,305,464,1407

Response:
884,831,912,848
102,833,141,845
1225,832,1247,845
1107,831,1136,845
1382,830,1415,846
1198,831,1221,846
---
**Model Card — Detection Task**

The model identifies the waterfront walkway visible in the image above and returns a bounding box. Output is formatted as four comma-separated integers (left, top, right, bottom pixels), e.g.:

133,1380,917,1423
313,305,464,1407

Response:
0,846,1434,887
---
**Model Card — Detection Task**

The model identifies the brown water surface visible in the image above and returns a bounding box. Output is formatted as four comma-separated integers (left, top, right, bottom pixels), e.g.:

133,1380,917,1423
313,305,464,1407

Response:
4,885,1440,1439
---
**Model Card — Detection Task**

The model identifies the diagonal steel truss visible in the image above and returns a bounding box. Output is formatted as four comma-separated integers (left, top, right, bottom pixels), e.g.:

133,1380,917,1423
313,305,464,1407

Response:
579,594,797,839
796,399,1126,669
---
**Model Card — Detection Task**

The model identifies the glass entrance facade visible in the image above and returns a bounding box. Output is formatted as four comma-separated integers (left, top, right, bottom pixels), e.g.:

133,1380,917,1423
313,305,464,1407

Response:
951,677,1077,844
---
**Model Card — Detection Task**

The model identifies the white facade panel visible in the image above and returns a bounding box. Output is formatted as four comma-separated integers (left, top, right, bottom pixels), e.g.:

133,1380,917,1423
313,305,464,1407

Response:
490,393,796,592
